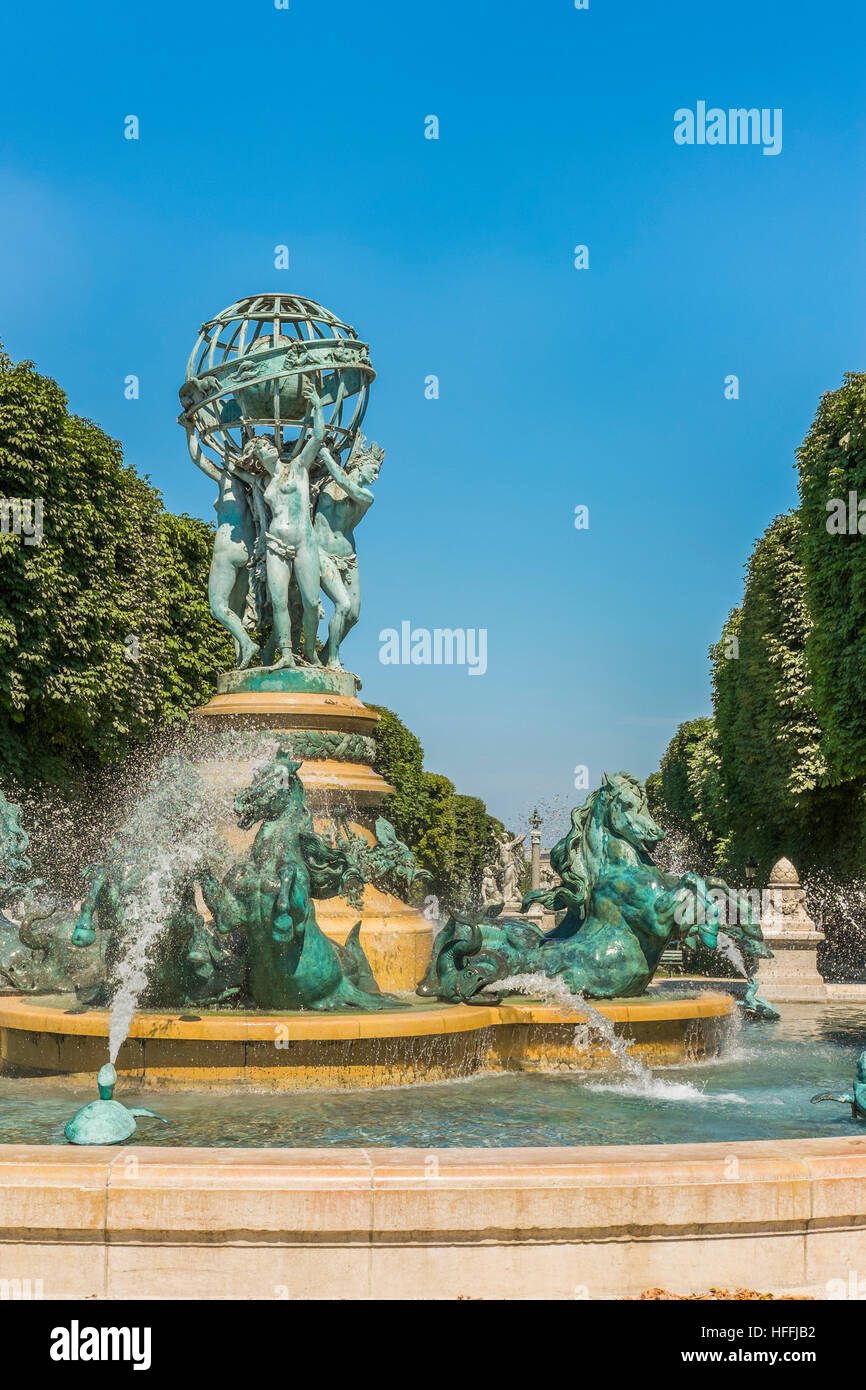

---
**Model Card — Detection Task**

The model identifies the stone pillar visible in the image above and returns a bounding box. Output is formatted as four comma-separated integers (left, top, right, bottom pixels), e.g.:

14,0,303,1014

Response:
754,857,826,1002
530,808,542,892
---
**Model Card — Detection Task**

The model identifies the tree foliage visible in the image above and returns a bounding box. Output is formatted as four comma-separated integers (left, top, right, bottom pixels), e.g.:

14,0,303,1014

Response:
797,372,866,781
370,705,505,909
710,512,827,869
656,716,729,862
0,345,230,788
652,406,866,893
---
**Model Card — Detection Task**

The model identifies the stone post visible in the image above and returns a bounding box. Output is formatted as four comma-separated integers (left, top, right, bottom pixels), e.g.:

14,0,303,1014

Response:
530,808,542,893
754,857,826,1002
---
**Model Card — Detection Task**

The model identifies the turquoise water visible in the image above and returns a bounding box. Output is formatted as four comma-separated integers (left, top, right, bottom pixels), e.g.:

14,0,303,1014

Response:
1,1003,864,1147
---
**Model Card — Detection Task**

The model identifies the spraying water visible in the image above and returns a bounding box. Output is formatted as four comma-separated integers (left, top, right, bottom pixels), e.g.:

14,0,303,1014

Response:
715,930,748,978
492,971,651,1081
490,972,745,1103
103,752,229,1064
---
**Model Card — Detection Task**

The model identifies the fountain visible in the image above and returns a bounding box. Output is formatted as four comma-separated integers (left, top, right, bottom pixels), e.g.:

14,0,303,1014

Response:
0,291,770,1095
4,294,866,1301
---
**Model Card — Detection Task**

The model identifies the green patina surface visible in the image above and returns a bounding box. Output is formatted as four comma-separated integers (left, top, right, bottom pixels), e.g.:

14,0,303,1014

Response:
216,665,359,698
419,772,772,1005
59,747,421,1011
181,296,381,674
65,1063,166,1145
812,1048,866,1121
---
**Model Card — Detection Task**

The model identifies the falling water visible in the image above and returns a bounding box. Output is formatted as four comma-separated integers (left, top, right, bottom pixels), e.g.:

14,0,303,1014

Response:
108,862,171,1063
491,971,651,1081
103,729,356,1063
715,930,748,978
104,752,228,1064
489,971,745,1103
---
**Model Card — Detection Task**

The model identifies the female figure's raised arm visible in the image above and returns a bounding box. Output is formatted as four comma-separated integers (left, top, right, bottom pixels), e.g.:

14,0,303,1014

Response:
184,425,220,484
295,378,325,471
318,446,374,508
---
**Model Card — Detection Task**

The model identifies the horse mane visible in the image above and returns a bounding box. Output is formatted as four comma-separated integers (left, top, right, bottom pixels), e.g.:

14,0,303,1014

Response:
548,773,649,916
548,798,595,916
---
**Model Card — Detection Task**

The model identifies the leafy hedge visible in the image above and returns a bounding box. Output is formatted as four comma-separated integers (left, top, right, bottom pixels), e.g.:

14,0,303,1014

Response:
797,372,866,782
369,705,505,909
652,375,866,896
710,511,828,872
0,345,231,787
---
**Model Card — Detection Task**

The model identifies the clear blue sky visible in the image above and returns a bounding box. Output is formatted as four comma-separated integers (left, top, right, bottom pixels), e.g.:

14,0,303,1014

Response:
1,0,863,842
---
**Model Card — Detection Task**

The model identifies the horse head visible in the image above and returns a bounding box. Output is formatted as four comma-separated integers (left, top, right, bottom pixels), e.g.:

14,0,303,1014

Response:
233,749,309,832
600,772,664,861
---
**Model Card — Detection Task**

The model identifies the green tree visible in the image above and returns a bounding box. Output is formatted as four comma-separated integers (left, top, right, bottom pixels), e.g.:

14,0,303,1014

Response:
656,716,729,864
710,512,829,874
367,705,428,848
370,704,505,909
797,371,866,781
0,345,229,788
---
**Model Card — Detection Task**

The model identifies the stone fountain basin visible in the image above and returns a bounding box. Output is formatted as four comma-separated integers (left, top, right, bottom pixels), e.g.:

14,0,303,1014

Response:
0,1136,863,1299
3,994,866,1298
0,985,734,1089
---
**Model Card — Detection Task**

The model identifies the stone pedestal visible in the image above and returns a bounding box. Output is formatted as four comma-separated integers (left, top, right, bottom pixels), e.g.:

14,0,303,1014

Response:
193,666,433,992
754,857,826,1002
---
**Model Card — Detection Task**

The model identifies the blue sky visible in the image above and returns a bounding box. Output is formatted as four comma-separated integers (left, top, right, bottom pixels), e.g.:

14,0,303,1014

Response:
1,0,863,841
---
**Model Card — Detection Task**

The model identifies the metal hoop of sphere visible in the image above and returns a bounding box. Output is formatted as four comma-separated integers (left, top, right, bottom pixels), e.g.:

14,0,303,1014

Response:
178,293,375,469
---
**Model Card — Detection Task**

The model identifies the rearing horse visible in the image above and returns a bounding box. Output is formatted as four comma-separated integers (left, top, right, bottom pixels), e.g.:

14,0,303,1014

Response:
197,750,408,1011
419,772,769,1003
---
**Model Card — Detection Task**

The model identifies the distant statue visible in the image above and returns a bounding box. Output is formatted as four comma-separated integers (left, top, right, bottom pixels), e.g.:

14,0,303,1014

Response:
496,831,526,907
313,434,383,668
480,864,501,914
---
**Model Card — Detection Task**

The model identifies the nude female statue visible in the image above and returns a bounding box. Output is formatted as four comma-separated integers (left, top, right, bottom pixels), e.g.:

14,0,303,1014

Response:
253,379,324,669
313,434,383,669
496,831,526,906
185,426,261,669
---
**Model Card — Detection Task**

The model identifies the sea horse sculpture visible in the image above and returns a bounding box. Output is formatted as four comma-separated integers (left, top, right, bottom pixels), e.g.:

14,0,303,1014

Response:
418,772,772,1004
197,749,408,1011
0,790,102,994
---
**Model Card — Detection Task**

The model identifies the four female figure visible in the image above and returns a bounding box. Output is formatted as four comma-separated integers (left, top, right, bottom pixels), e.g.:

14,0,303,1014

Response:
195,377,380,671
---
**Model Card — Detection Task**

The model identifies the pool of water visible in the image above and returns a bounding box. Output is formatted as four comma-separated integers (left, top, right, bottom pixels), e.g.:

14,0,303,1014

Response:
1,1003,865,1147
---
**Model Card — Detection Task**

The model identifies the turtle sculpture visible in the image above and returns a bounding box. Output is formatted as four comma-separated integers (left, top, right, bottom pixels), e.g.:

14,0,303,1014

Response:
811,1049,866,1121
64,1064,167,1145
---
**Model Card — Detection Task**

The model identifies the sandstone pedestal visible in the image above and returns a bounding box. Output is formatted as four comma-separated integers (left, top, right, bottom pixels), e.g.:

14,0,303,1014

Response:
193,666,433,992
755,857,826,1002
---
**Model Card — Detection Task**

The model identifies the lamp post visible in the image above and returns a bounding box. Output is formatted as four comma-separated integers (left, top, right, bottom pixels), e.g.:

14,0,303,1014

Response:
745,858,758,887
